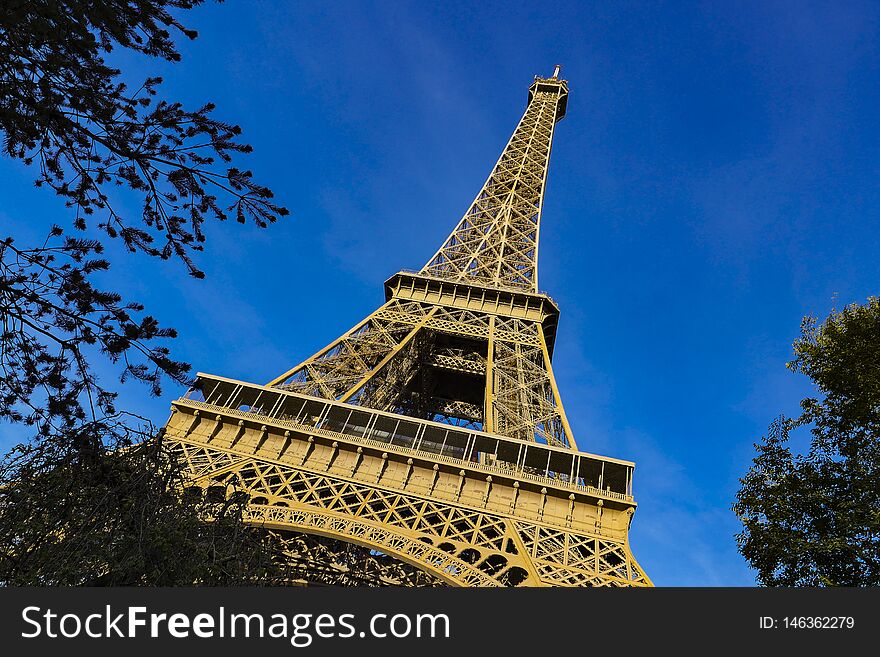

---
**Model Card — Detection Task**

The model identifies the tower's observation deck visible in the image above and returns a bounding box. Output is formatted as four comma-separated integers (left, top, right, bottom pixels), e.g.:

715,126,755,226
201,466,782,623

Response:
529,70,569,121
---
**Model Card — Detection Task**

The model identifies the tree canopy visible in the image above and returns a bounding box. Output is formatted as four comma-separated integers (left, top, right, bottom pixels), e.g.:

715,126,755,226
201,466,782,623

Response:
734,297,880,586
0,1,289,584
1,0,288,444
0,425,281,585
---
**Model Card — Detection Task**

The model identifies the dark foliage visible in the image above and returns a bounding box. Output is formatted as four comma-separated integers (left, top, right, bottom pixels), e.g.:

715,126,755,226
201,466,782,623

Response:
1,231,190,443
1,0,288,277
0,421,281,585
734,298,880,586
0,1,289,584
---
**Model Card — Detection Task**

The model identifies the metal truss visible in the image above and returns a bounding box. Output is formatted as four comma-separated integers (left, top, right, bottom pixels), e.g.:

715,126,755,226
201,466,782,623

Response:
270,295,575,448
421,77,568,292
165,391,651,587
264,530,444,587
163,69,652,587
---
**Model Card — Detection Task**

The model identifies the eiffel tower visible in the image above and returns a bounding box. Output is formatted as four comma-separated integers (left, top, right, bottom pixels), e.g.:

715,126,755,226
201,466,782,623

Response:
164,67,652,587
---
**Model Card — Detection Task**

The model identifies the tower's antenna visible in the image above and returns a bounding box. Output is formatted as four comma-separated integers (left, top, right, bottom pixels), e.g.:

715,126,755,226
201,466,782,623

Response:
552,64,562,79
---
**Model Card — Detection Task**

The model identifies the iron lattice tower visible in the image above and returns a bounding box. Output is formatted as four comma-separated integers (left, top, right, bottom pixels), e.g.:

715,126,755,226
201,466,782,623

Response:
164,68,652,587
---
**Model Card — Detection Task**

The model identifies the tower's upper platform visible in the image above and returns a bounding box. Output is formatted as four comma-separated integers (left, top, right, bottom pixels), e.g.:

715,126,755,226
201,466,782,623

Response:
529,67,569,122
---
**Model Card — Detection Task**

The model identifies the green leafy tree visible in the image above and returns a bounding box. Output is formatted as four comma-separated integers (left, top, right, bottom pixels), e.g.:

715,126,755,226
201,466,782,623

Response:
0,1,289,584
0,423,282,585
734,297,880,586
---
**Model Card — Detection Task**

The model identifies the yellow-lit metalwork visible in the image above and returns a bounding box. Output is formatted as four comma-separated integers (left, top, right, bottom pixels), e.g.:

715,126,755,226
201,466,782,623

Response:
163,69,651,587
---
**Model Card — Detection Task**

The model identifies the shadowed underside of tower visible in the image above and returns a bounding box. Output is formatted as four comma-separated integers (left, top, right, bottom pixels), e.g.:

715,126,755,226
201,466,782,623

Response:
163,69,651,587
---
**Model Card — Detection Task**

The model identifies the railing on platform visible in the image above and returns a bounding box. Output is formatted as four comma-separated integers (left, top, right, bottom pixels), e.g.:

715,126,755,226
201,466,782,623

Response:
176,373,635,503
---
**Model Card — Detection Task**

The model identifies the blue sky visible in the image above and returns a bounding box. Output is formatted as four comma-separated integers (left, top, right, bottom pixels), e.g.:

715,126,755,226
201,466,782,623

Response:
2,1,879,585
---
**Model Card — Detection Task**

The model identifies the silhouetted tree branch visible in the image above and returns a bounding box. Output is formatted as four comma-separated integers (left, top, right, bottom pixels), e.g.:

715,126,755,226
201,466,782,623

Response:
0,1,291,585
1,0,288,277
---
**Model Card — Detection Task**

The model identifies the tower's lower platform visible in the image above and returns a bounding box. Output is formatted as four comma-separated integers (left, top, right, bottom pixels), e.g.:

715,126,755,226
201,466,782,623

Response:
163,373,651,587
